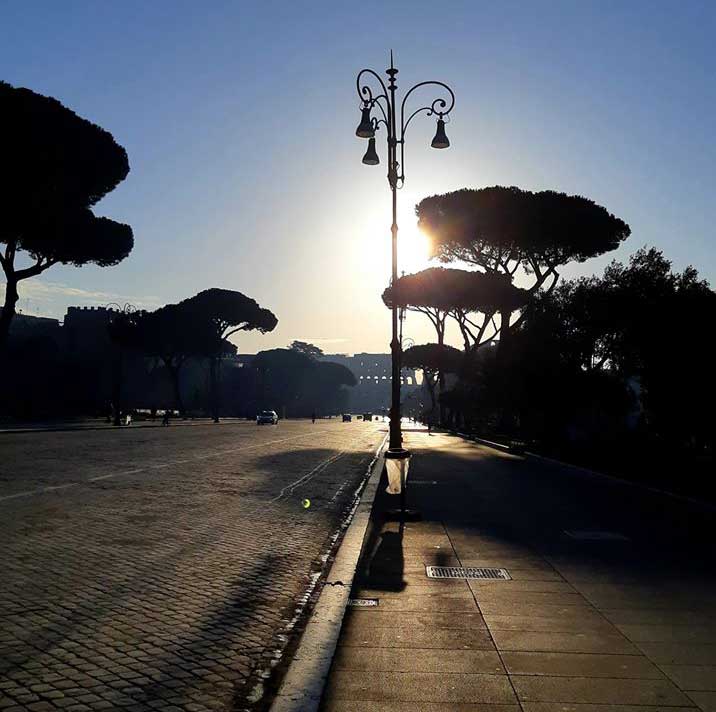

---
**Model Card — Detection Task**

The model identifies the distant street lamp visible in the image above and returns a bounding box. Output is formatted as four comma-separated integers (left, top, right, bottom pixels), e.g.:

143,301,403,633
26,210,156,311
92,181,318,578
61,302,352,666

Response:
355,52,455,451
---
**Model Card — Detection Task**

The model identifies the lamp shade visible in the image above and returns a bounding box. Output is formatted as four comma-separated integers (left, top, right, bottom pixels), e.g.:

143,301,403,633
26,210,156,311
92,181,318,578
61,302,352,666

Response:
362,137,380,165
355,107,375,138
431,118,450,149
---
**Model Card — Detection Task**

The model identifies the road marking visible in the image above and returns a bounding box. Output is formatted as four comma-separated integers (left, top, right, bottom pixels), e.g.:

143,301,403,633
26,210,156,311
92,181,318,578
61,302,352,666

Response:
271,451,347,502
0,429,342,503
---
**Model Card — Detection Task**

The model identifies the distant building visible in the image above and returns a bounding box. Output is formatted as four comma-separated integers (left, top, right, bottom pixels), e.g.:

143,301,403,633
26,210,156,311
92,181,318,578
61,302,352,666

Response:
321,352,422,414
63,306,115,356
230,351,424,414
0,308,62,345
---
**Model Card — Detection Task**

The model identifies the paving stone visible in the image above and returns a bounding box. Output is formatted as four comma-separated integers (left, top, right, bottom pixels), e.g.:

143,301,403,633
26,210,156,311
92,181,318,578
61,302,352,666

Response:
478,602,596,617
616,623,716,643
323,702,520,712
339,625,494,650
659,664,716,691
600,608,716,626
325,670,517,704
501,651,665,678
483,614,614,633
635,641,716,665
521,705,697,712
492,630,639,655
332,647,504,674
512,675,692,706
342,610,487,631
0,422,383,711
687,690,716,711
469,580,575,594
348,593,478,612
474,591,588,606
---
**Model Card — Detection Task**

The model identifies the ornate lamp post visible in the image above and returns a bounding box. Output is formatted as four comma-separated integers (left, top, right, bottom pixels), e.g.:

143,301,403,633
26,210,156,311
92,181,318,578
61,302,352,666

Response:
355,52,455,451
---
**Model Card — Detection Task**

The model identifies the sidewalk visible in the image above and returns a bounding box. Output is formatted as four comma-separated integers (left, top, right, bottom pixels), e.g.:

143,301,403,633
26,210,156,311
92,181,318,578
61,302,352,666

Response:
319,431,716,711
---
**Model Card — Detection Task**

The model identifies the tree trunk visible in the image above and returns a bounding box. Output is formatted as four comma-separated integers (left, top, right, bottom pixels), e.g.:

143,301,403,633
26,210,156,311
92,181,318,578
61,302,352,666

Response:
166,362,186,418
112,345,123,426
0,276,19,350
210,357,220,423
424,372,437,425
438,371,446,427
497,308,512,360
496,308,516,436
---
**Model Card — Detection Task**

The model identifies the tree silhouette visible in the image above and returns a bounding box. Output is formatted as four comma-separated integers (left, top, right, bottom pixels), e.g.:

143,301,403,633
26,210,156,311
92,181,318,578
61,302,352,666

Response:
135,304,197,418
416,186,630,345
290,340,324,359
252,349,355,417
0,81,133,347
382,267,528,350
181,289,278,422
107,307,142,425
402,343,462,423
253,348,315,416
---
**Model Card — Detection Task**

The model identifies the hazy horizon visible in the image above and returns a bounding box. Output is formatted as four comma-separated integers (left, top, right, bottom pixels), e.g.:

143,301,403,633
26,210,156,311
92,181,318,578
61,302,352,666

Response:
2,0,714,354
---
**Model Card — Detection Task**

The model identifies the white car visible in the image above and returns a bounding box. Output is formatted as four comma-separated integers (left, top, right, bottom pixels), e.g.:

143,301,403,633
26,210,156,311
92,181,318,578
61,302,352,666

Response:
256,410,279,425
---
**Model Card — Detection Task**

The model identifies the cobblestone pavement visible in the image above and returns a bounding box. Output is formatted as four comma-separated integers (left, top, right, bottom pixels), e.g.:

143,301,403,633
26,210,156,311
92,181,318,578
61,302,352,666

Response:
0,420,384,711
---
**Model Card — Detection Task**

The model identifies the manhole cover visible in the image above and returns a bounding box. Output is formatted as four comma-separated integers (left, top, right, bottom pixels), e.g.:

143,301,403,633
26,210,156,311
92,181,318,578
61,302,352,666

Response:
564,530,630,541
348,598,379,607
426,566,511,580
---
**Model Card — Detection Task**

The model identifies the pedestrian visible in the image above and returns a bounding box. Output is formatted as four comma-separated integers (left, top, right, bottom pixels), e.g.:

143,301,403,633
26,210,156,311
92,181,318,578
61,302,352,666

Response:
311,411,316,424
162,411,170,426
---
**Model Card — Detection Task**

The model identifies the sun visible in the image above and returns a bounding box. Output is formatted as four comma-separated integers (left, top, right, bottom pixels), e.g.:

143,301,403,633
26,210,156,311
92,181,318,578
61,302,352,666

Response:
399,223,432,275
358,199,434,283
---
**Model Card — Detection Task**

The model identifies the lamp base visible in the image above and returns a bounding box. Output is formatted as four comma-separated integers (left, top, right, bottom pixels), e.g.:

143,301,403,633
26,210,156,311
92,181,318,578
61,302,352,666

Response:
384,508,422,522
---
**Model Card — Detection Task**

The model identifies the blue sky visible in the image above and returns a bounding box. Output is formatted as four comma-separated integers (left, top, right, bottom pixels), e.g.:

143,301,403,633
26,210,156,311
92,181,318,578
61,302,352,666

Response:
2,1,714,352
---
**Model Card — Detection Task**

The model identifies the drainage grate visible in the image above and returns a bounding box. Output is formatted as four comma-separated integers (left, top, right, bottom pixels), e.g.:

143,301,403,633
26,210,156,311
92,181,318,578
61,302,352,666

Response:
348,598,379,607
426,566,511,580
564,530,630,541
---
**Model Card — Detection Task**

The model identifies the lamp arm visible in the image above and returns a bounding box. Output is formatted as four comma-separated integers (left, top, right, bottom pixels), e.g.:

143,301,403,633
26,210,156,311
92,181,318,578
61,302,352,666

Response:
357,69,392,125
399,80,455,138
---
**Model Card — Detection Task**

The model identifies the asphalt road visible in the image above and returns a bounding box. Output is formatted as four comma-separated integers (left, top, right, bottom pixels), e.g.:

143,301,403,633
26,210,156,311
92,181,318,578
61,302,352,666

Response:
0,420,385,712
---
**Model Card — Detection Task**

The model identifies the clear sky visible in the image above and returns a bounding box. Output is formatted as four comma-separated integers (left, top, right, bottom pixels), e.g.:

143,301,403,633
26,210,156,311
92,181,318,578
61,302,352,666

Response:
2,1,714,354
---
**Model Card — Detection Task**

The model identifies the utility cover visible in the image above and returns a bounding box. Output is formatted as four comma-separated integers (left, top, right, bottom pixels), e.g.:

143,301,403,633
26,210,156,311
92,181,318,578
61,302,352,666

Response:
426,566,511,580
348,598,379,607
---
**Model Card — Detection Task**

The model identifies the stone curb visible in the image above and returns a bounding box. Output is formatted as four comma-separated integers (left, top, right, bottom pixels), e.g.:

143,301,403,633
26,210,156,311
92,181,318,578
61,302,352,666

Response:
457,431,716,513
269,436,388,711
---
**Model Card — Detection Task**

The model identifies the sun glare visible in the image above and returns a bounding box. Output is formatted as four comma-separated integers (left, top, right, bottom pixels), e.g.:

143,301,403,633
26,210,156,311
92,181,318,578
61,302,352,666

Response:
361,210,433,280
400,223,432,275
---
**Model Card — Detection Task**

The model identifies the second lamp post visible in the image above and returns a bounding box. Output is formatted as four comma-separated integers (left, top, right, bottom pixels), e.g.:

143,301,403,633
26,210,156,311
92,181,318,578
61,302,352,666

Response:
355,52,455,451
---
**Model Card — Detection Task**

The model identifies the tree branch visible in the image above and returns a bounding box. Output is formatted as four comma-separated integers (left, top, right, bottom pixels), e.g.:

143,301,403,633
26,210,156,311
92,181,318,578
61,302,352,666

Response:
15,258,57,281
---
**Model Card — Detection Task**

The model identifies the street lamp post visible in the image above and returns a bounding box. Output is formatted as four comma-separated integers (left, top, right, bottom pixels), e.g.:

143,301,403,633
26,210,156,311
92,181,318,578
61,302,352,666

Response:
355,51,455,451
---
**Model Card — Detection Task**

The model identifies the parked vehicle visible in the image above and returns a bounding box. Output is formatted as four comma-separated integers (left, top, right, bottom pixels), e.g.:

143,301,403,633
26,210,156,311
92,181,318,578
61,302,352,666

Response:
257,410,279,425
342,414,352,422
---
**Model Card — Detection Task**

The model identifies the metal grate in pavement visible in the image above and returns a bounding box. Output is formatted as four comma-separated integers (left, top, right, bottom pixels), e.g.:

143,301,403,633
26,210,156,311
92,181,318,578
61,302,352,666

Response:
564,530,630,541
348,598,379,607
426,566,511,580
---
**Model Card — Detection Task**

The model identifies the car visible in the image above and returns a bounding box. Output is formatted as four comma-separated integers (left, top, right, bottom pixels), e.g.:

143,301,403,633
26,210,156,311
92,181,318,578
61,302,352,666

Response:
342,414,352,422
256,410,279,425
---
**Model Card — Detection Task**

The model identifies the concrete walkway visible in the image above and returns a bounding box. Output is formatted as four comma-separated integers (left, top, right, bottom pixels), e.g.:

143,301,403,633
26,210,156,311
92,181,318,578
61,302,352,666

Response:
320,432,716,711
